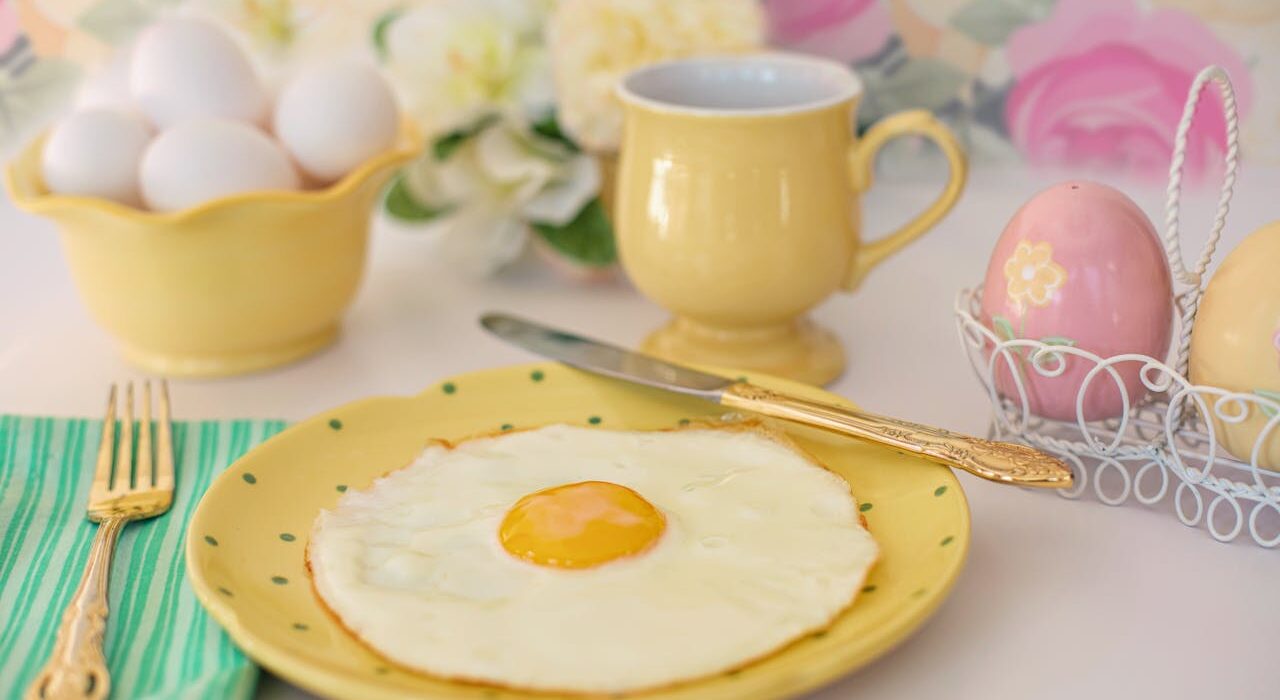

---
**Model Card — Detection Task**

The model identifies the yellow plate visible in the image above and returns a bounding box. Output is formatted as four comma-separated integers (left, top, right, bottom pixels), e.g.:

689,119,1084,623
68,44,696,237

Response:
187,363,970,699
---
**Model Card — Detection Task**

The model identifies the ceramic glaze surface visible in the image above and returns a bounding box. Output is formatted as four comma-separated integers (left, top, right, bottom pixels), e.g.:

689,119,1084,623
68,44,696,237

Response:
620,96,855,326
5,126,419,377
980,181,1173,421
615,53,966,386
1190,221,1280,469
186,363,970,700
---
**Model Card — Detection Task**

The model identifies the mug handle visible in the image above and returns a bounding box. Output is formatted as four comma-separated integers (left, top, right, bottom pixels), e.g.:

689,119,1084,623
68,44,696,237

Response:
843,110,967,291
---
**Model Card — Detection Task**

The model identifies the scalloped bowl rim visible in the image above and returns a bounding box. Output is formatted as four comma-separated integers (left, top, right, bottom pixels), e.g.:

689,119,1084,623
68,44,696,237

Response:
5,120,423,226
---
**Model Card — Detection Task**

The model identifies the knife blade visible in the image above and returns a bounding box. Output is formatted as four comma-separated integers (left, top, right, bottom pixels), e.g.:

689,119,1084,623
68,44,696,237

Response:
480,313,732,400
480,312,1073,489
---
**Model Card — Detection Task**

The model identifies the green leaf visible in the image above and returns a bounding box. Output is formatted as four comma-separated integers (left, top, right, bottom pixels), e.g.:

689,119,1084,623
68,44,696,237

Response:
0,58,82,147
432,114,499,161
1039,336,1077,347
860,57,967,120
383,173,450,222
1254,389,1280,418
991,315,1016,342
432,132,468,161
372,7,405,61
530,112,579,152
75,0,158,43
532,199,616,267
950,0,1055,46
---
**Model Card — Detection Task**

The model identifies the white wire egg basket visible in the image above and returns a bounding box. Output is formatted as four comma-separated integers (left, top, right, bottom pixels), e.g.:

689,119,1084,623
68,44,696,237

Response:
954,66,1280,548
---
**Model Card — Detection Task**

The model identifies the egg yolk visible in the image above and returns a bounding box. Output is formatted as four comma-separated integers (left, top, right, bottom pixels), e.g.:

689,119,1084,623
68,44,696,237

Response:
499,481,665,569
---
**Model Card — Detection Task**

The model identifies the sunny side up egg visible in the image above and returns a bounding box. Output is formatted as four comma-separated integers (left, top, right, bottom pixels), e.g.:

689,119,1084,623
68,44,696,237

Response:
308,423,878,694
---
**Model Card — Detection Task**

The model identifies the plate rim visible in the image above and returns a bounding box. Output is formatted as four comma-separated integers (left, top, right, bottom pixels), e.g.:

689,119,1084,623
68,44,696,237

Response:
186,362,970,699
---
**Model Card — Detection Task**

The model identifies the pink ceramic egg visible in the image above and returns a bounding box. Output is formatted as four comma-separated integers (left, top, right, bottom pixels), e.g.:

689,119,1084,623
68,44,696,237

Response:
979,181,1173,421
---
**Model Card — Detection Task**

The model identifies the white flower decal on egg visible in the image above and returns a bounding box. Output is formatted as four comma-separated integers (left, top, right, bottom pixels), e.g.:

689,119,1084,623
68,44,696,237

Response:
1004,240,1067,312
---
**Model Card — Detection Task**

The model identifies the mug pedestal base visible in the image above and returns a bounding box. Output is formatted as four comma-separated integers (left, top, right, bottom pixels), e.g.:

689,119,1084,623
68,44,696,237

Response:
642,316,845,386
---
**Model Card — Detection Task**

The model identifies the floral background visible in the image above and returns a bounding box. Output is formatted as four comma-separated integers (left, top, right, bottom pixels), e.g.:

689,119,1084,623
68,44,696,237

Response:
765,0,1269,182
1,0,1275,271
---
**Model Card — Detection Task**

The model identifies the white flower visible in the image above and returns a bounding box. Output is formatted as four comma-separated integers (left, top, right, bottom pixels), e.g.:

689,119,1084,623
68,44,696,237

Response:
185,0,413,83
383,0,554,136
402,121,600,275
549,0,764,152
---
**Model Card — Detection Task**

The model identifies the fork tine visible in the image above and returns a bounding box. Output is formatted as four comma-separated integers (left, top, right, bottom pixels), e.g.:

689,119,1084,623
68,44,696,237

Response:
138,381,153,488
155,380,174,492
112,382,134,495
91,385,117,498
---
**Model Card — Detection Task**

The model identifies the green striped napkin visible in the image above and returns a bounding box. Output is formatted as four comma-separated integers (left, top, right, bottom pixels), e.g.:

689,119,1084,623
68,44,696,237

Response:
0,415,287,699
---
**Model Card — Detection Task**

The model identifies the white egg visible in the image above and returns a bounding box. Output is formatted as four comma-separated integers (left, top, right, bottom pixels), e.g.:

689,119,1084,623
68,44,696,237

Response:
140,119,300,212
309,423,878,694
75,49,137,113
41,109,153,207
130,17,268,128
273,61,399,183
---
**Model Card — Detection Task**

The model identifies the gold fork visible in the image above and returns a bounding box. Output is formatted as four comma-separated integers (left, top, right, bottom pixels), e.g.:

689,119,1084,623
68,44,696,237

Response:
27,381,174,700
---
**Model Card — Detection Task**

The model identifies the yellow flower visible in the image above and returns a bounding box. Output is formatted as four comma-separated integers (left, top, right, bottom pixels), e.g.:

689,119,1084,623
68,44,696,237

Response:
548,0,764,152
1004,240,1067,311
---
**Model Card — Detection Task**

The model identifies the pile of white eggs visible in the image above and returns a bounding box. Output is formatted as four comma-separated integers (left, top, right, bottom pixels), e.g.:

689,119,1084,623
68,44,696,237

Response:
41,16,401,212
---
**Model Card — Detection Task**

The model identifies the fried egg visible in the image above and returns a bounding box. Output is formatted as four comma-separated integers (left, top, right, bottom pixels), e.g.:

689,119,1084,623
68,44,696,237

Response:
308,423,877,694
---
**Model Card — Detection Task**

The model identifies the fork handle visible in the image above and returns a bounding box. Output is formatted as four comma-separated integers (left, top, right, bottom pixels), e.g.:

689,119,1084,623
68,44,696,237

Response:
720,384,1074,489
26,517,126,700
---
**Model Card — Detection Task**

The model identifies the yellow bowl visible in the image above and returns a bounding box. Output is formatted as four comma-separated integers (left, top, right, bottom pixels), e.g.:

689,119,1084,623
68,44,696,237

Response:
5,125,421,377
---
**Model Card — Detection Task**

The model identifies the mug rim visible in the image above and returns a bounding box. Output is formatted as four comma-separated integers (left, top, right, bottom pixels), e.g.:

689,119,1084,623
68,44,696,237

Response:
616,52,862,118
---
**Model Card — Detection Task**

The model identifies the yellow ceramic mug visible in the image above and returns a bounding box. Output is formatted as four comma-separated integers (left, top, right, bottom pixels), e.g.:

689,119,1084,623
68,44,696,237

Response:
616,53,967,385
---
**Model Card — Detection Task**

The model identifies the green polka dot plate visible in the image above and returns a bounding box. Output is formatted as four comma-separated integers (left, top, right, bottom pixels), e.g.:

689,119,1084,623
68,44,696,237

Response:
186,363,969,699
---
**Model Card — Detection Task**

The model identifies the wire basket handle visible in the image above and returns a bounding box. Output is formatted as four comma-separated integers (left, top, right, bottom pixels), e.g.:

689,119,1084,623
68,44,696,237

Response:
1164,65,1240,379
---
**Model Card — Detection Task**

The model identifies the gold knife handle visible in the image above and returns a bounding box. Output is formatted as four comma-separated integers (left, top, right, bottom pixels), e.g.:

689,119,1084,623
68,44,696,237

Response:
721,384,1073,489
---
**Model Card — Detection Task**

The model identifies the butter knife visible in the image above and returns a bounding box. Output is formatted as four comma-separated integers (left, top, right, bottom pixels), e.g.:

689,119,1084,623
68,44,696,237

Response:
481,313,1072,489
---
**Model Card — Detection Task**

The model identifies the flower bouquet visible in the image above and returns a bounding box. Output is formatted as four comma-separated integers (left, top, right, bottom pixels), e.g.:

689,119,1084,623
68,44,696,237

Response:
376,0,765,277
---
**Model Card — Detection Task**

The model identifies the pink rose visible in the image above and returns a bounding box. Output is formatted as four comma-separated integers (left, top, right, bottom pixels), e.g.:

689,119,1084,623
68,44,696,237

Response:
764,0,893,63
0,1,20,54
1005,0,1252,180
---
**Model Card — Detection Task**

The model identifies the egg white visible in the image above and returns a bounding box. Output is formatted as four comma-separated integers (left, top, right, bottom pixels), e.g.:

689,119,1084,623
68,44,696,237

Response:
308,423,878,694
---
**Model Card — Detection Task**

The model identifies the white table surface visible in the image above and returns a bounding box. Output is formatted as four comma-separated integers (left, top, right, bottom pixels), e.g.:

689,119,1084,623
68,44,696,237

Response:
2,165,1276,700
